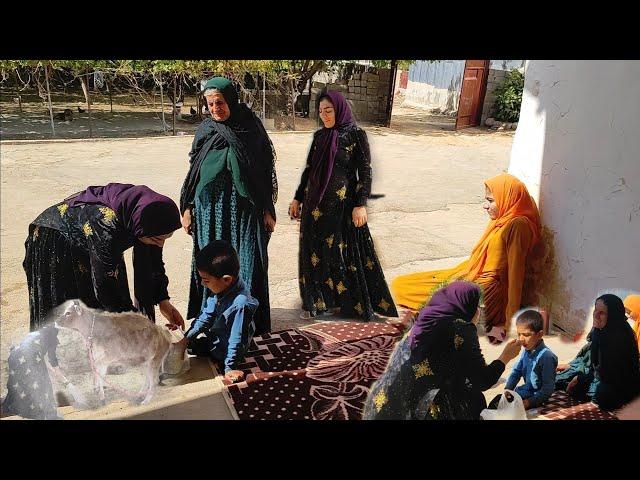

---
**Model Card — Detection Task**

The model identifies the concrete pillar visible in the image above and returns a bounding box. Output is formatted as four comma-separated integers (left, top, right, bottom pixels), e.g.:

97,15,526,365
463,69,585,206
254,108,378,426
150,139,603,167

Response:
508,60,640,336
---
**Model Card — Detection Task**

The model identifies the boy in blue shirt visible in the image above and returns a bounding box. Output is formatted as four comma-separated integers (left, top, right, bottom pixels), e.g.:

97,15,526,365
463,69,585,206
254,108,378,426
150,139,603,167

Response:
176,240,258,383
492,309,558,410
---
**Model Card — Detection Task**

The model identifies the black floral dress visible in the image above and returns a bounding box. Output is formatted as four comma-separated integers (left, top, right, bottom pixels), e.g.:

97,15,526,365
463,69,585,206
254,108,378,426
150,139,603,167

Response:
23,201,170,331
362,319,505,420
1,326,61,420
295,125,398,321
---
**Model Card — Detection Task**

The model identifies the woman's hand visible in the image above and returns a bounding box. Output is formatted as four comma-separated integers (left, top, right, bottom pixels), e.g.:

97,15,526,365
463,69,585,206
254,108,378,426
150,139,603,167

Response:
352,206,368,227
264,210,276,233
498,339,521,365
181,209,192,235
566,376,579,394
289,200,301,220
159,300,185,331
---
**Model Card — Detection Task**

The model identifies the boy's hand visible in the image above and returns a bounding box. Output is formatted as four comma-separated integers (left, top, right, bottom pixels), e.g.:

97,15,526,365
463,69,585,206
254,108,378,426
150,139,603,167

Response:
522,399,531,410
556,363,570,373
225,370,245,383
177,337,189,352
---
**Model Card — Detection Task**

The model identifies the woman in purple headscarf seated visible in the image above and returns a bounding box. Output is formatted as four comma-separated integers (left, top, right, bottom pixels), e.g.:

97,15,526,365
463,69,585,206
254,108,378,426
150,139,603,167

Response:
362,281,520,419
23,183,185,333
289,91,398,321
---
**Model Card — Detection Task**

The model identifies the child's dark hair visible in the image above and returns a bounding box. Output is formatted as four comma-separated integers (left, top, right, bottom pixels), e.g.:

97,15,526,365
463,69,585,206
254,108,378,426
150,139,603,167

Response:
516,309,544,333
195,240,240,278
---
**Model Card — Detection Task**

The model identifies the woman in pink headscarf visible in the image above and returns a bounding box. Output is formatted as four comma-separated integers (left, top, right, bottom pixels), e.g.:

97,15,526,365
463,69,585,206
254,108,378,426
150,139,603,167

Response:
289,91,397,321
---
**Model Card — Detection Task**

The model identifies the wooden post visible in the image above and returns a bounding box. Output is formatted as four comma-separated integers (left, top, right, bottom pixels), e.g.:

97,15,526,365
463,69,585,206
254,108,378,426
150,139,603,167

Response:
44,63,55,138
385,60,398,127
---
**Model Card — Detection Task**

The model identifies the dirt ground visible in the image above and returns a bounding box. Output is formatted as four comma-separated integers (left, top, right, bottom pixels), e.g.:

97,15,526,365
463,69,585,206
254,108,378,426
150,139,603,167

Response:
3,103,550,413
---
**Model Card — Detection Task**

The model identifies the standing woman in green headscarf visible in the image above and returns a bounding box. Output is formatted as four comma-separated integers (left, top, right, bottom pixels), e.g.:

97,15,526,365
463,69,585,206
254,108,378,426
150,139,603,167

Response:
180,77,278,335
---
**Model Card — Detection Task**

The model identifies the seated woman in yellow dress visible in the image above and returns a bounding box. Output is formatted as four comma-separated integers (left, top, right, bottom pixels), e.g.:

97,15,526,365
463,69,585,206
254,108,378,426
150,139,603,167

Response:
391,173,541,344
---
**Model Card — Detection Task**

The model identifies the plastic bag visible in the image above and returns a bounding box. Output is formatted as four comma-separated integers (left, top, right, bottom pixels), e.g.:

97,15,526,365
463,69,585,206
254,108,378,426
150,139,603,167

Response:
162,329,191,376
480,390,527,420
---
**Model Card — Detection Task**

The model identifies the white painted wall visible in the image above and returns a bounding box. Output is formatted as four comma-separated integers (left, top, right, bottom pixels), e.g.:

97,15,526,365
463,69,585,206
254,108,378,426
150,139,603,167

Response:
509,60,640,335
490,60,525,71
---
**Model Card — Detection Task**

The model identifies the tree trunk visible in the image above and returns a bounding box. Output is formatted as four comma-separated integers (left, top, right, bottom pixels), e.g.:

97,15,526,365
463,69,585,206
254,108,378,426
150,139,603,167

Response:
107,78,113,114
262,72,266,121
14,70,23,115
290,78,296,131
172,75,176,136
80,67,93,138
44,64,55,138
159,74,167,134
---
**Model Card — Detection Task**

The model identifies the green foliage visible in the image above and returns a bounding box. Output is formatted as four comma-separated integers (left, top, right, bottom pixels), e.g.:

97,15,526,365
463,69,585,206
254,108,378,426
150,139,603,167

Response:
1,60,413,91
492,69,524,122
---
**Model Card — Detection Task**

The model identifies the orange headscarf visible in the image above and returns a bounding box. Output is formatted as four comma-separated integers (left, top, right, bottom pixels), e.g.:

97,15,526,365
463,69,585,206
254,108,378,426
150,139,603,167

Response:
624,294,640,350
461,173,541,280
624,295,640,320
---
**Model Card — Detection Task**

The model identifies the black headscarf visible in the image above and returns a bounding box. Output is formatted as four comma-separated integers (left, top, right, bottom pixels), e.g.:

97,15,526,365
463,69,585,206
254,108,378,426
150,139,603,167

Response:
591,294,629,363
179,77,277,219
590,294,640,386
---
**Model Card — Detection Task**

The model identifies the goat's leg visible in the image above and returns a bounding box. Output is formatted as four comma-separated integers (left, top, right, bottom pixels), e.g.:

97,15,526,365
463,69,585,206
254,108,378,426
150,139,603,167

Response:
95,363,108,406
139,360,158,405
140,347,168,405
130,364,150,404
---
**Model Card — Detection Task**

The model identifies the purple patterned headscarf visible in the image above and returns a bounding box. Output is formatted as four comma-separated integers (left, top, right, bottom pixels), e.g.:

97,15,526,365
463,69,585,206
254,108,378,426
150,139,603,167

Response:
307,91,355,209
67,183,181,238
408,281,481,349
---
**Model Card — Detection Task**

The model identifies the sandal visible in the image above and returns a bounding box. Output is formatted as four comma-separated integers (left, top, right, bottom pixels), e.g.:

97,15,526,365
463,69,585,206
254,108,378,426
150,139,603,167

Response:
486,326,507,345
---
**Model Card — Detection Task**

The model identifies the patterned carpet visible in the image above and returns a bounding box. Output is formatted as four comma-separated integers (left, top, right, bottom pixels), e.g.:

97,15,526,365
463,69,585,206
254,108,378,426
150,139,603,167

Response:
221,319,408,420
221,318,621,421
537,390,618,420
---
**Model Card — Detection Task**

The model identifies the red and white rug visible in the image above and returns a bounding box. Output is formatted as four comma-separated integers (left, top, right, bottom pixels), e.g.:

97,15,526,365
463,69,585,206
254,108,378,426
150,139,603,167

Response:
221,319,408,420
537,390,618,420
